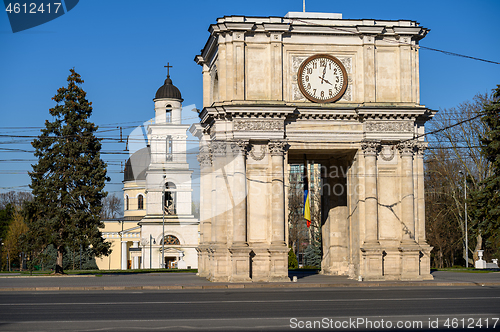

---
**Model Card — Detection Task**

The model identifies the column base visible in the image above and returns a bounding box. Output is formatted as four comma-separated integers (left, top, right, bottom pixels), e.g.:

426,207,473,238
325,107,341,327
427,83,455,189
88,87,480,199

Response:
207,245,230,282
249,248,270,282
268,246,290,283
399,244,421,281
418,243,434,280
196,246,210,278
382,249,402,281
229,246,252,283
361,245,384,281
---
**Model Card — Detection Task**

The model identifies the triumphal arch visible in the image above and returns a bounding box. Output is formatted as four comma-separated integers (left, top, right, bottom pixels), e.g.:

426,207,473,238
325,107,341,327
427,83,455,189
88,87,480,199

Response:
193,12,434,282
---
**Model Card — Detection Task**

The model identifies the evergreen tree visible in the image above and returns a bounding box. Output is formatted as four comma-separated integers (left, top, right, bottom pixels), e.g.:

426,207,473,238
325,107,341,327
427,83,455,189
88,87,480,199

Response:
288,247,298,269
469,85,500,259
27,69,111,274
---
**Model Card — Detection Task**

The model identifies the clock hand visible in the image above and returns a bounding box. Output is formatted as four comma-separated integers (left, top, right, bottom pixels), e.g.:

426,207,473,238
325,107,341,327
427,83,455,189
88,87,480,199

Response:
322,78,333,85
318,76,333,85
321,66,327,83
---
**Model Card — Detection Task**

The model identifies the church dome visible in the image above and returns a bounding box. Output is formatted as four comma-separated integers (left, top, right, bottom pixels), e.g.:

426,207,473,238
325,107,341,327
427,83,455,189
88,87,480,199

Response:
155,76,183,101
123,146,151,182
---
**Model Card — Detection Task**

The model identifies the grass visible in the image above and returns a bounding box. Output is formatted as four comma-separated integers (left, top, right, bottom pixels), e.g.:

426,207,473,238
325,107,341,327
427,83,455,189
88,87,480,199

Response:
432,267,498,273
0,268,198,276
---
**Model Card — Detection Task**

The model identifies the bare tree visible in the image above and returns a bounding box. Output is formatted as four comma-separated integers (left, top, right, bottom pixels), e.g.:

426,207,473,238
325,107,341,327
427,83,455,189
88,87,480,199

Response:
426,92,493,266
100,193,123,220
0,191,33,210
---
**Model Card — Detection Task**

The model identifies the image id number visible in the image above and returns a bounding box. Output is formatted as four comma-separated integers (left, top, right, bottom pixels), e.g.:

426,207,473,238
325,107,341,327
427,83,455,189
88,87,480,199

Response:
5,2,62,14
444,317,499,329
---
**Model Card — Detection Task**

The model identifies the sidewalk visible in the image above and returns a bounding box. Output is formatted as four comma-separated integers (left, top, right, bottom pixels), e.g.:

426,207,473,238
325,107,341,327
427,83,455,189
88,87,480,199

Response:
0,271,499,292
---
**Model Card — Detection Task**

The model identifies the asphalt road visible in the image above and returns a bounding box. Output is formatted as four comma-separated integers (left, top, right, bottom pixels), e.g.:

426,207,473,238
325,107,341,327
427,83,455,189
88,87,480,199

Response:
0,287,499,331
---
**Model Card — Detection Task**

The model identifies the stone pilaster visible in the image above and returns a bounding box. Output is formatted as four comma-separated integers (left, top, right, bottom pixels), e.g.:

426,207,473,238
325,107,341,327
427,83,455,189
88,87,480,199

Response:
268,140,289,282
415,142,433,280
197,143,212,277
209,141,230,282
229,140,252,282
397,141,421,280
397,141,416,243
360,141,383,280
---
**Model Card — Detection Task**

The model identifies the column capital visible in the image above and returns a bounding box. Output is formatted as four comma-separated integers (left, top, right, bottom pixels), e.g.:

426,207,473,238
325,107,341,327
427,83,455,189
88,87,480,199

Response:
397,141,415,156
361,140,381,156
415,141,428,156
268,140,287,156
197,144,212,168
211,140,227,157
230,140,249,156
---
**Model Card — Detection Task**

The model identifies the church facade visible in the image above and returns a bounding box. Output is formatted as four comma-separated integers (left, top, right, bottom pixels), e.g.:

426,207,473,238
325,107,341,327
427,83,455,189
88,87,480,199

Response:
194,12,434,282
96,73,199,271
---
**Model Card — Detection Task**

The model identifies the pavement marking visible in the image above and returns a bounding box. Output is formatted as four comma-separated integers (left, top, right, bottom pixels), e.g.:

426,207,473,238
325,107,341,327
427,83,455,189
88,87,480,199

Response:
1,296,499,306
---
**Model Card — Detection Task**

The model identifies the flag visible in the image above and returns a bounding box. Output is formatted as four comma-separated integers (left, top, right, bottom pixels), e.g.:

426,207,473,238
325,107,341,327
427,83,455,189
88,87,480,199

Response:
304,190,311,228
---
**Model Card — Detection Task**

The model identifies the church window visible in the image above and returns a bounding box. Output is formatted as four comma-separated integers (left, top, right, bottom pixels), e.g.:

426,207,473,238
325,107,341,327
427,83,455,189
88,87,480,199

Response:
166,136,173,161
163,181,176,215
125,195,129,210
137,194,144,210
166,105,172,123
162,235,180,245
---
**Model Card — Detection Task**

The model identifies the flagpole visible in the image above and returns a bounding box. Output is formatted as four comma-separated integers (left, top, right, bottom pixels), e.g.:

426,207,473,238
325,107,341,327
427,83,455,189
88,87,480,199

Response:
303,0,305,12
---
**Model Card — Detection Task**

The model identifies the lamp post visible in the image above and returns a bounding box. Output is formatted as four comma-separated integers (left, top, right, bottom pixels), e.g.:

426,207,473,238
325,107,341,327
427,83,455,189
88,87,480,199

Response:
459,170,468,268
149,234,153,269
162,174,166,269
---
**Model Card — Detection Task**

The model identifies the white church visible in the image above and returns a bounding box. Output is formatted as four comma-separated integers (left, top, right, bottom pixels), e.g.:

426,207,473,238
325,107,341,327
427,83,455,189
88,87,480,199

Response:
96,69,199,271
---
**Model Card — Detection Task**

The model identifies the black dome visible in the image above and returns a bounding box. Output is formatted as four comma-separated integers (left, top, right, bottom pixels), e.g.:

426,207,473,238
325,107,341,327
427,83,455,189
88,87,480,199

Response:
155,76,183,101
124,146,151,182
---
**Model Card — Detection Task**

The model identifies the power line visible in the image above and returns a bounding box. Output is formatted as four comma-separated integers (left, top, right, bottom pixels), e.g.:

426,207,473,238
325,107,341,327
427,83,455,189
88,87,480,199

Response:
290,18,500,65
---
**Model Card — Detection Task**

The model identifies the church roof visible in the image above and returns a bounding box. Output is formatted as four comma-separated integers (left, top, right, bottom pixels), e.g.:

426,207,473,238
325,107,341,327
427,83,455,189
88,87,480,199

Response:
123,146,150,182
155,76,183,101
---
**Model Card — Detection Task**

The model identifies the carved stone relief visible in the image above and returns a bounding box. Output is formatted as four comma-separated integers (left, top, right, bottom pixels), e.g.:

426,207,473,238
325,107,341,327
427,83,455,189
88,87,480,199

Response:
365,121,414,133
249,144,267,161
233,120,284,131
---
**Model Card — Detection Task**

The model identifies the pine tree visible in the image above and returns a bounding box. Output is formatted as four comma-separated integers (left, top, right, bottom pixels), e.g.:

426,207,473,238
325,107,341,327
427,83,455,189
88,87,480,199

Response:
469,84,500,259
27,69,111,274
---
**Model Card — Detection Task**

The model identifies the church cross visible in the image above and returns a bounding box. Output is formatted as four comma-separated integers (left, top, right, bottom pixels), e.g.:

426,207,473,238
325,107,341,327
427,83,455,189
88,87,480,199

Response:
164,62,172,77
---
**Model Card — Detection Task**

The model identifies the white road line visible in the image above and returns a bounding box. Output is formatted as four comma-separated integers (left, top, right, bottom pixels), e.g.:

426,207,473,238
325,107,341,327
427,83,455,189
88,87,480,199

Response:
0,296,499,306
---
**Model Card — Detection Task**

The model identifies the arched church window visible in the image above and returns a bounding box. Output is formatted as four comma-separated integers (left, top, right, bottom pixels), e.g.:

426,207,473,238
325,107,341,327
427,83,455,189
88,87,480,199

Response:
137,194,144,210
166,136,173,162
125,195,129,210
166,105,172,123
162,235,180,245
163,181,176,215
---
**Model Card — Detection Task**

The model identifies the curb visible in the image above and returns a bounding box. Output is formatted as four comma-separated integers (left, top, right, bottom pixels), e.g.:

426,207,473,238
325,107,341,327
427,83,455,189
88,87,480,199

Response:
1,282,500,292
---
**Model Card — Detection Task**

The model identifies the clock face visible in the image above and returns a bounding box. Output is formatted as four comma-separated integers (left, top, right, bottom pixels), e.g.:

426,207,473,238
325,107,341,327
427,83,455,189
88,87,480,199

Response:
297,54,348,103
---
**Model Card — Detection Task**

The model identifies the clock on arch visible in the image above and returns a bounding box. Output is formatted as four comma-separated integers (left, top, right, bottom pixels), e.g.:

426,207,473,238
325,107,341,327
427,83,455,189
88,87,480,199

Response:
297,54,348,103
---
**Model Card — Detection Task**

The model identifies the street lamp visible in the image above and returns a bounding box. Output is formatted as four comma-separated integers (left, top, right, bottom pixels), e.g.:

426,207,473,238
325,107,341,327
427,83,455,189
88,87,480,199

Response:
149,234,155,269
459,170,468,268
162,174,166,269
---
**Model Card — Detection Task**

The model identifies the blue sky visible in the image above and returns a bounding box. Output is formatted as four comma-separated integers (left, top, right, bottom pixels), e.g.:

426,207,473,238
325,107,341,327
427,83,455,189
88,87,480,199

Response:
0,0,499,198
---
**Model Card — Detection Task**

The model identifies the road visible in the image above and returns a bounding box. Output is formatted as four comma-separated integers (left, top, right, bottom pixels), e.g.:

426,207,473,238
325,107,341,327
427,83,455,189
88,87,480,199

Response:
0,286,499,331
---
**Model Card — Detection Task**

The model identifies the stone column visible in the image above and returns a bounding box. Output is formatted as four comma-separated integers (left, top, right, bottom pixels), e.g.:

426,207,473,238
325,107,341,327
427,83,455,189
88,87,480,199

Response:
121,241,127,270
397,141,416,243
415,142,433,280
397,141,421,280
360,141,383,280
229,140,252,282
209,141,229,281
268,141,289,282
361,141,380,245
197,143,212,277
269,141,286,246
132,241,139,270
